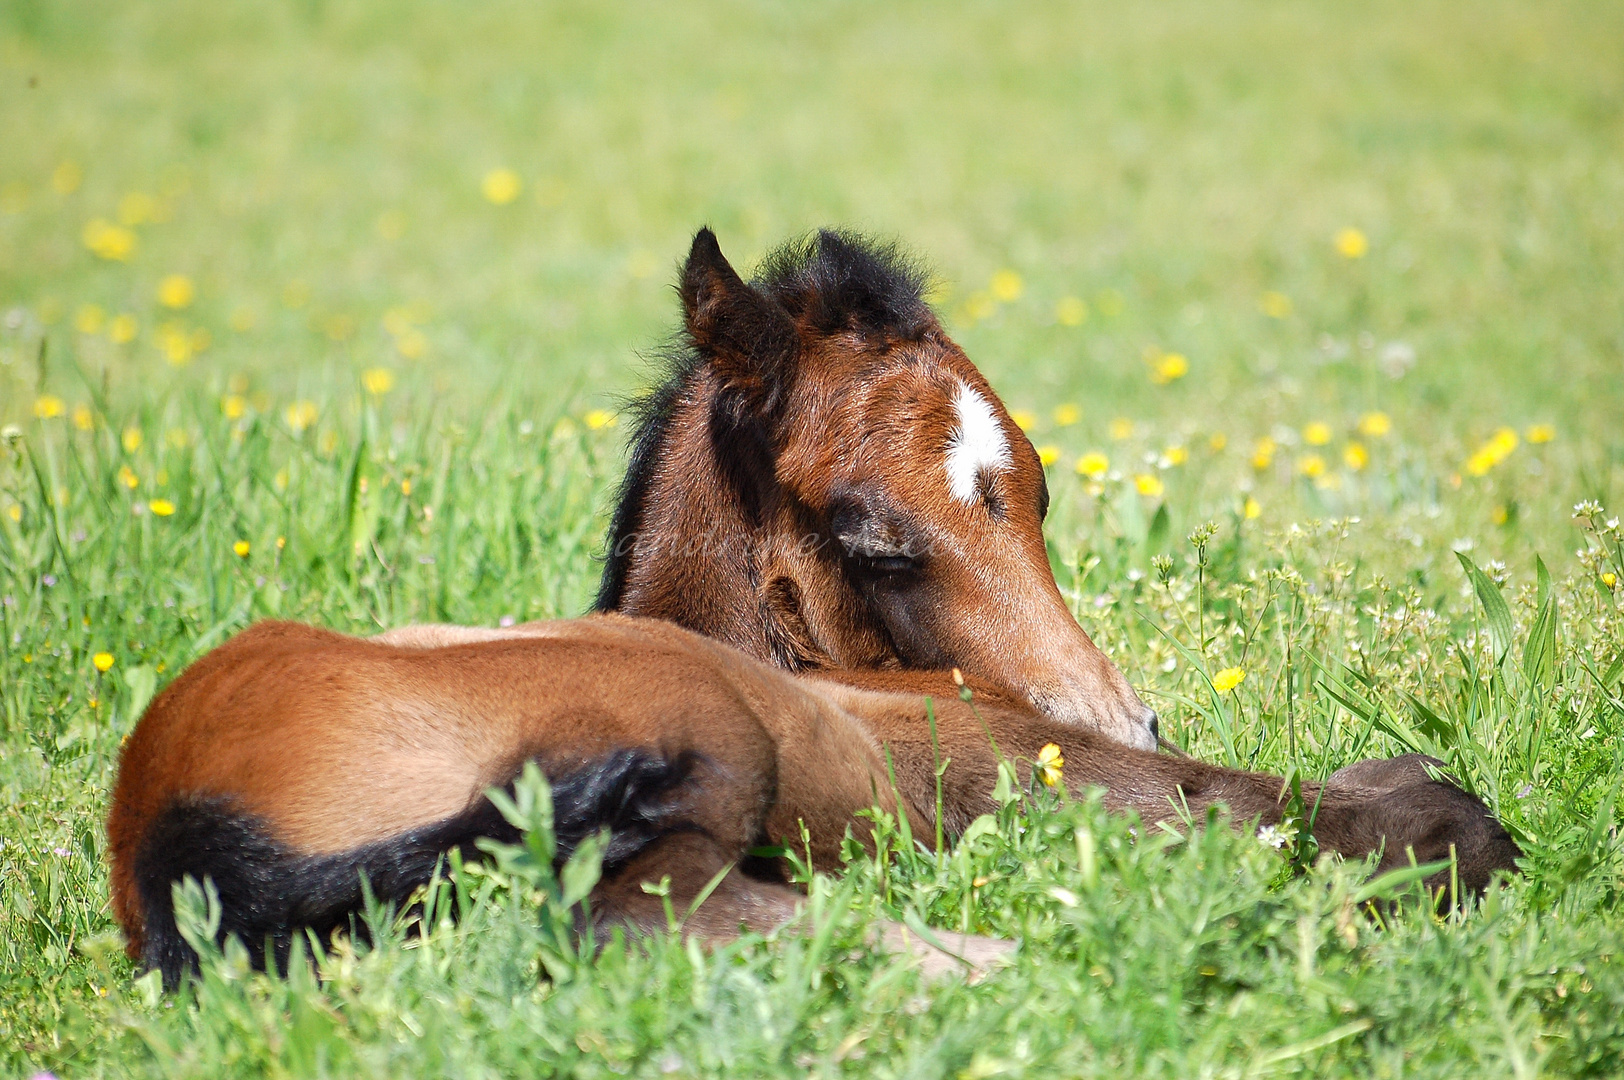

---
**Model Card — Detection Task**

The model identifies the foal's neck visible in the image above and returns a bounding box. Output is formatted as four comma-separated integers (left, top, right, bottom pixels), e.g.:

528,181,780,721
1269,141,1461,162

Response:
605,372,779,662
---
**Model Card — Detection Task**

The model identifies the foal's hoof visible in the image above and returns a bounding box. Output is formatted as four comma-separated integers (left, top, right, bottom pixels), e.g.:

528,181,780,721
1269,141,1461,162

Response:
875,922,1017,982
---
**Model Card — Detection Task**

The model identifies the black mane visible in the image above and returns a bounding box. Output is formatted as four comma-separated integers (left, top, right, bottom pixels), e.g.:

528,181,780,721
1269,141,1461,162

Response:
593,229,933,612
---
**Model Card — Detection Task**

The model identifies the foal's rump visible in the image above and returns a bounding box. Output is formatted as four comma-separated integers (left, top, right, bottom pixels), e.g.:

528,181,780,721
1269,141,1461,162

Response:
108,617,801,985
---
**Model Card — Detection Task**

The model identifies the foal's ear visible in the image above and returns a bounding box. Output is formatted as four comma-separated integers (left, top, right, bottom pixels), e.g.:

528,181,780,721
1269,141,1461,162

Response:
681,227,799,416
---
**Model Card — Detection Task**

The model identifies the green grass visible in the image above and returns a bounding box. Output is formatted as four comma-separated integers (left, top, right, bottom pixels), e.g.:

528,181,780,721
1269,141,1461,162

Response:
3,0,1624,1074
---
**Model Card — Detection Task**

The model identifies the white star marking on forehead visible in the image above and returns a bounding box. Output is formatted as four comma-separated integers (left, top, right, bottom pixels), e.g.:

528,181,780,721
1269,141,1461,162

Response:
945,381,1011,505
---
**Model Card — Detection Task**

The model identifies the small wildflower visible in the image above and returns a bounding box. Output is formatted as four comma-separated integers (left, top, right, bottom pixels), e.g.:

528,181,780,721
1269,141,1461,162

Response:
1055,297,1088,326
1162,445,1188,467
1053,403,1081,426
1602,572,1617,589
1208,432,1227,451
117,465,139,490
1149,352,1189,385
1009,410,1037,431
1465,427,1518,476
1134,473,1164,498
1035,743,1065,787
1259,291,1293,319
990,269,1023,302
584,409,617,430
1257,823,1290,850
401,478,412,495
1108,417,1134,440
109,313,138,343
1075,451,1109,478
149,498,175,517
1357,411,1391,438
1334,227,1369,259
285,401,319,434
1036,445,1060,467
93,652,114,672
482,168,522,205
1526,424,1555,444
1343,442,1369,471
1251,437,1276,469
361,367,395,395
276,536,286,550
118,191,157,225
1212,667,1246,694
72,404,95,431
82,218,137,261
233,540,250,558
1302,421,1332,446
156,274,196,309
222,395,247,419
1298,454,1326,479
1243,496,1261,520
33,395,65,419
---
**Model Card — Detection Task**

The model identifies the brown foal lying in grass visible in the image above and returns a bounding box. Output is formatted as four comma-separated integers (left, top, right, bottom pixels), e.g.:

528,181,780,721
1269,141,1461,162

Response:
110,614,1517,988
109,229,1518,986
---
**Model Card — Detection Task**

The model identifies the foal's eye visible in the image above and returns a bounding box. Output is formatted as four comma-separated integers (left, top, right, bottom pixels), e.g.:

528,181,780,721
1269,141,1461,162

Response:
857,553,917,575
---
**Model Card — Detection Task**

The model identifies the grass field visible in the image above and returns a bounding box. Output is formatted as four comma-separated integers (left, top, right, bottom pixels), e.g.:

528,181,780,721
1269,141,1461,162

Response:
4,0,1624,1075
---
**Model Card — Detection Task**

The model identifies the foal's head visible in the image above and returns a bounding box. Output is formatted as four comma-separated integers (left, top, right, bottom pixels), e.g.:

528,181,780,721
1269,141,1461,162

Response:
599,228,1158,750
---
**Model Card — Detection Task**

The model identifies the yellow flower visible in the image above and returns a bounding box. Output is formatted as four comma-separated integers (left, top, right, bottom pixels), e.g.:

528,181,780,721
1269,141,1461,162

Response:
1075,451,1109,479
362,367,395,395
1343,442,1369,471
1243,497,1261,520
1149,352,1189,385
149,498,175,516
401,478,413,496
1298,454,1326,479
33,395,65,419
109,314,138,344
222,395,247,419
1251,436,1276,469
1464,427,1518,477
1055,297,1088,326
156,274,195,309
584,409,617,430
1357,411,1391,438
1108,417,1134,441
1163,445,1188,467
1134,473,1164,497
1302,421,1332,446
1035,743,1065,787
1010,410,1037,431
482,168,522,205
1603,572,1618,589
1259,291,1293,319
121,426,143,453
93,652,115,672
1208,432,1228,451
276,536,286,550
1525,424,1555,444
81,218,137,261
72,405,95,431
960,290,996,323
1212,667,1246,694
6,504,20,522
233,540,251,558
53,160,83,194
1053,403,1081,426
990,269,1023,302
75,304,105,334
1036,445,1060,467
395,328,429,359
117,465,139,490
1334,227,1369,259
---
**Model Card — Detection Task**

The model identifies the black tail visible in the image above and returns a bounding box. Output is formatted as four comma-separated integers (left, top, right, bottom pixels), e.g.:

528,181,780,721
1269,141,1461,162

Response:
134,749,698,988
